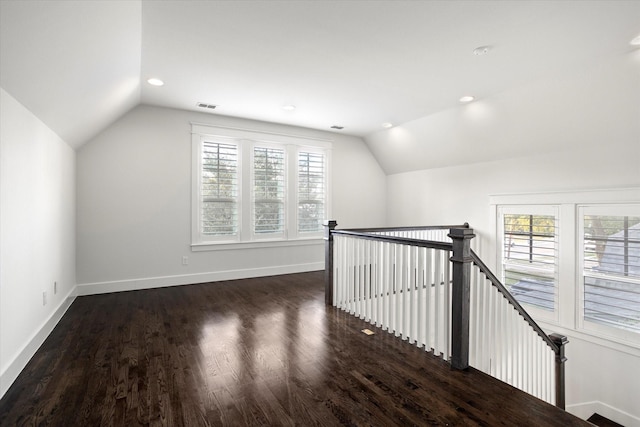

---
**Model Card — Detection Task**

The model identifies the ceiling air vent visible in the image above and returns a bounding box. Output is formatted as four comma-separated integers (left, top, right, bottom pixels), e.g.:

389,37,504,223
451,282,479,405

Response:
331,125,344,130
197,102,217,110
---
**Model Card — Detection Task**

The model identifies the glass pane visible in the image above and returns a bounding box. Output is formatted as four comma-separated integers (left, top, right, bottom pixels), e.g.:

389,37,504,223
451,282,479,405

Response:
584,276,640,332
254,147,285,234
201,142,238,236
298,152,325,233
583,214,640,333
503,213,557,311
584,215,640,279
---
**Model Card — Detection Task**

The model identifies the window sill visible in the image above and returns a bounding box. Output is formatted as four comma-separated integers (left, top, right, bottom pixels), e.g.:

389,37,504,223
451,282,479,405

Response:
191,237,323,252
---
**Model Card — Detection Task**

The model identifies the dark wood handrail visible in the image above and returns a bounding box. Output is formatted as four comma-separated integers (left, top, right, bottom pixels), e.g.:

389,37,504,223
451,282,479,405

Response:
344,223,469,233
469,250,559,353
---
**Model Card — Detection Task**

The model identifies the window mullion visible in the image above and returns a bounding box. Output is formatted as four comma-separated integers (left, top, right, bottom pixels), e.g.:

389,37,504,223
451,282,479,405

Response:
624,216,629,277
529,214,534,264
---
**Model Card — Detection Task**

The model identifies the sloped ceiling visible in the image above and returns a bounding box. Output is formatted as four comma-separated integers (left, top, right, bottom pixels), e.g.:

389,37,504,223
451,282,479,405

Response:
0,1,141,149
1,0,639,151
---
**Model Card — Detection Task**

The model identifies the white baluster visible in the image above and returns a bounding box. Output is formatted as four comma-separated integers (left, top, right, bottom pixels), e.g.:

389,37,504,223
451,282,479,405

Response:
425,248,433,352
358,238,363,317
469,266,478,367
376,241,384,328
350,237,357,314
395,243,404,338
401,244,408,340
443,250,451,360
370,240,378,327
433,249,441,355
417,247,426,349
336,236,343,308
390,244,397,336
383,242,390,332
408,245,417,344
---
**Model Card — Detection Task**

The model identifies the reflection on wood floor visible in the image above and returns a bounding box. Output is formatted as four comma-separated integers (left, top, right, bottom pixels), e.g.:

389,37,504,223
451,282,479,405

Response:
0,271,588,426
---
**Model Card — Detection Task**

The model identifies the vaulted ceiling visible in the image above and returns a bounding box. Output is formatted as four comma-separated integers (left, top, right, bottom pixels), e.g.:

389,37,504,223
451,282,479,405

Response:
1,1,639,149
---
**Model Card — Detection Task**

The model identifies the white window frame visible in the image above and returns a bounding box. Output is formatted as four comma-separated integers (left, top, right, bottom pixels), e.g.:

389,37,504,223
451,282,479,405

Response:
578,204,640,343
491,188,640,355
191,123,332,250
193,136,242,243
296,147,328,237
251,143,287,240
497,205,560,323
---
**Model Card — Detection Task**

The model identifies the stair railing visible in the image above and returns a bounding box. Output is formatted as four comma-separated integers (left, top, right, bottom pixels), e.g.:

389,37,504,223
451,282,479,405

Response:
323,220,568,409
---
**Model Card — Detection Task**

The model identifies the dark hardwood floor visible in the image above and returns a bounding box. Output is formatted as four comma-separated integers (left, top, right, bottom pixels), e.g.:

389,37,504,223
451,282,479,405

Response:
0,271,589,426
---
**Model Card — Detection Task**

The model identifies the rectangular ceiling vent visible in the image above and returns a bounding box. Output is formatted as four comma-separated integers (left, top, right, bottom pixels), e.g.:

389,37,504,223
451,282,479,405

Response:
197,102,217,110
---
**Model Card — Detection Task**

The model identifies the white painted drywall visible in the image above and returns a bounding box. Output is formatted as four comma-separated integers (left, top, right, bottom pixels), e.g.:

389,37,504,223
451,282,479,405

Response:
367,50,640,176
379,51,640,424
0,88,76,398
76,105,386,289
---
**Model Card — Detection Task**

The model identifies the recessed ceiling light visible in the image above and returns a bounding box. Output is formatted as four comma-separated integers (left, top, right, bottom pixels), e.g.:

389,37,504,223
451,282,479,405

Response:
382,122,393,128
631,34,640,46
282,105,296,111
147,78,164,86
473,46,492,56
459,95,475,103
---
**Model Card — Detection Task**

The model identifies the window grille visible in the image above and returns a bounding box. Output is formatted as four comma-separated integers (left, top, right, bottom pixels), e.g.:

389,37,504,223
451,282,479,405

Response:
298,151,325,233
201,141,238,237
253,147,285,234
502,213,558,311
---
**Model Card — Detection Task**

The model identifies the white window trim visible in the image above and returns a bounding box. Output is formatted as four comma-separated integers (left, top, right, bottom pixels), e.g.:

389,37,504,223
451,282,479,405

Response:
191,123,332,250
294,146,330,239
191,135,242,244
490,187,640,354
250,142,287,241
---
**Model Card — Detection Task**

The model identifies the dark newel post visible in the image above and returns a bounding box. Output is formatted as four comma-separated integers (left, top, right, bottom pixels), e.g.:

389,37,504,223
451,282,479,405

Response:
323,220,338,306
549,333,568,410
448,227,475,370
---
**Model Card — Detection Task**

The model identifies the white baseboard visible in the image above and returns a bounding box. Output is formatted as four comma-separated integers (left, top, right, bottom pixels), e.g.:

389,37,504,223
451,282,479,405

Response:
76,262,324,296
0,289,77,399
567,401,640,426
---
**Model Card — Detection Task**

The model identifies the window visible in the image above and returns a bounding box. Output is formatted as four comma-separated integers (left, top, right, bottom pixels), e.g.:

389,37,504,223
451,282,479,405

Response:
580,207,640,334
200,141,239,239
298,151,325,234
253,146,285,236
493,190,640,351
498,207,558,316
192,124,331,247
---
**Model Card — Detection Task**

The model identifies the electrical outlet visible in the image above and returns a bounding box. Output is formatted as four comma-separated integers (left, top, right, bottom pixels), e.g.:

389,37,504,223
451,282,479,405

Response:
182,256,189,266
43,291,47,306
54,281,57,295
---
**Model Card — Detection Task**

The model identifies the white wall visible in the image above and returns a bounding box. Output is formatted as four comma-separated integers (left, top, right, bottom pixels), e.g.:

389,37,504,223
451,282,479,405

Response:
76,105,386,291
378,51,640,424
0,88,76,398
